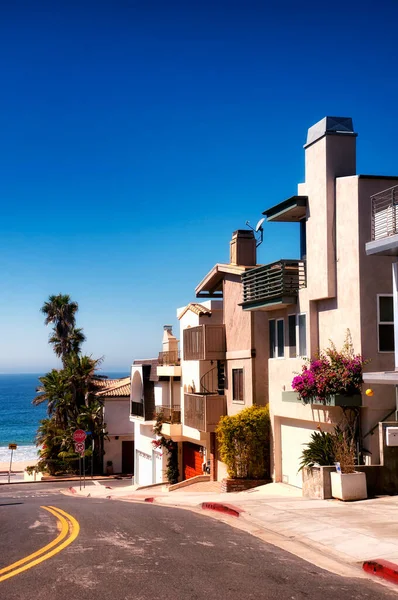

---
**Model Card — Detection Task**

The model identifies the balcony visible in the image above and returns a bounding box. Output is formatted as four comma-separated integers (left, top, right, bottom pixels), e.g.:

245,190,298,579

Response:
184,393,226,432
241,259,306,311
183,324,226,361
155,405,182,437
158,351,180,366
157,351,182,377
366,185,398,256
155,405,181,424
130,399,155,422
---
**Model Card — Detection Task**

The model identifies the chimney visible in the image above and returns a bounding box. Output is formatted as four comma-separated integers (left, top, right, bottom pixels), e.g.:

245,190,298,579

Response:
230,230,256,266
162,325,178,355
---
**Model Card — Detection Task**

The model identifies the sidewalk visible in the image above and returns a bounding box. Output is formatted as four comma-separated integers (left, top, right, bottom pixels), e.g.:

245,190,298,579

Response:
66,481,398,581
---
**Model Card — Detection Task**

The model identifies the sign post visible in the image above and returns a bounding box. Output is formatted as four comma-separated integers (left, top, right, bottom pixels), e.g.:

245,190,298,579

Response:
8,443,17,484
73,431,86,491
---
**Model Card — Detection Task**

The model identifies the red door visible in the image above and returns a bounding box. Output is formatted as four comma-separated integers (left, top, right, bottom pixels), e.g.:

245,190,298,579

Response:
183,443,203,480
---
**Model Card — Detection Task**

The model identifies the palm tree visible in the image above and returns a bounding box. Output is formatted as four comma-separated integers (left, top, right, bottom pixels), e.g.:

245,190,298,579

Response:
33,369,72,427
41,294,86,361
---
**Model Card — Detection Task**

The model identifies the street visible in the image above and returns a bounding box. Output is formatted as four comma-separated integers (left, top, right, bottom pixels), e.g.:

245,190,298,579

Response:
0,482,396,599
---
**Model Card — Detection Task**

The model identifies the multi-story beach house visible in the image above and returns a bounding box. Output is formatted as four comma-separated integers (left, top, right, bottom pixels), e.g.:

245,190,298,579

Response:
129,328,181,486
240,116,398,488
93,377,134,474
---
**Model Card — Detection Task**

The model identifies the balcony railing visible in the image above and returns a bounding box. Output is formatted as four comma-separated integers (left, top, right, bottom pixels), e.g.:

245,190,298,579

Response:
183,324,226,361
241,259,306,310
184,393,226,432
158,351,180,366
155,405,181,424
131,401,144,418
371,185,398,240
131,398,155,421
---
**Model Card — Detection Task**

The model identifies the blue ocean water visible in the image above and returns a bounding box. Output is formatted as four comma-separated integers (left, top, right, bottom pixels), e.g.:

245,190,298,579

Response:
0,372,128,462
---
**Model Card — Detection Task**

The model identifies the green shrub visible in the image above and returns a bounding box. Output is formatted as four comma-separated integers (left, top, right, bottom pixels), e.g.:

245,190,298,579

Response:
216,405,270,479
298,430,336,471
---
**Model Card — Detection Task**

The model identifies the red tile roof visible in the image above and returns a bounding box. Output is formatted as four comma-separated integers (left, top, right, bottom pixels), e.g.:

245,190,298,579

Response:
93,377,130,398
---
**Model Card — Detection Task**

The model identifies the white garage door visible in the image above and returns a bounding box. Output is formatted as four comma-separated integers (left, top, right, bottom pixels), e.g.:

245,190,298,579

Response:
136,451,152,486
281,423,317,488
153,451,163,483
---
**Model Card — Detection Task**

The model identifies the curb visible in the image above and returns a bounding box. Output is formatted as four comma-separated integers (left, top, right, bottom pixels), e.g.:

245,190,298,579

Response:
201,502,242,517
363,559,398,585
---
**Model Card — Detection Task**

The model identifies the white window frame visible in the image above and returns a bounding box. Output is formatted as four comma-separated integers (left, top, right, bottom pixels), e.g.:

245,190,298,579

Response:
232,367,244,404
287,313,307,358
377,294,394,353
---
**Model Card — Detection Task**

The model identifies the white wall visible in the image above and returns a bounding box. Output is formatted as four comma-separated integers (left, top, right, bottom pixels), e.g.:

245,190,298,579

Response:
104,398,135,436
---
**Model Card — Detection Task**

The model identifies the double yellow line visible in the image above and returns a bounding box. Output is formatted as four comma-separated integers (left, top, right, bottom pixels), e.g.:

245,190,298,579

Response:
0,506,79,583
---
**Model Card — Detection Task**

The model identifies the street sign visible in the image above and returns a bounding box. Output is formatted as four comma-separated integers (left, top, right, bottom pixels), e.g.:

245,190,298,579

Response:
74,442,85,456
8,443,17,450
73,429,86,443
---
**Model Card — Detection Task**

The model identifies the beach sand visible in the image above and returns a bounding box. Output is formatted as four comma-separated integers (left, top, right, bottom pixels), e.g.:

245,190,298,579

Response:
0,458,38,473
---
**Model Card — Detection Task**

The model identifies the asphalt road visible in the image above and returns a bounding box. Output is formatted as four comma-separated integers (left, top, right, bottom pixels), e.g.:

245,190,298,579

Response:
0,483,396,600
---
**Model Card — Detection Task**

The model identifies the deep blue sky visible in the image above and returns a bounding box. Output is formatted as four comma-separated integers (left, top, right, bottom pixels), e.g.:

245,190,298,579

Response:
1,0,398,373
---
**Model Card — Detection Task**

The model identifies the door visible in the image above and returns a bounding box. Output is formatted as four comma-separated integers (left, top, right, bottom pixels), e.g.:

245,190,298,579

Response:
281,422,317,488
122,441,134,474
183,442,203,480
153,451,163,483
136,451,152,486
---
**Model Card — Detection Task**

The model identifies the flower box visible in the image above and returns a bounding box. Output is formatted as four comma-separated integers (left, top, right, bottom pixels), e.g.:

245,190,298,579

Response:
282,391,362,407
330,471,367,501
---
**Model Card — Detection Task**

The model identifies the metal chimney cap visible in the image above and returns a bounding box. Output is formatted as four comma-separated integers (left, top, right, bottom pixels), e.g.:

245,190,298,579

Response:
163,325,173,331
305,116,357,148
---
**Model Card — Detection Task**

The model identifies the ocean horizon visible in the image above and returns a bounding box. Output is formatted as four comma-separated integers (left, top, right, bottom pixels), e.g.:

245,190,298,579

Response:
0,371,129,463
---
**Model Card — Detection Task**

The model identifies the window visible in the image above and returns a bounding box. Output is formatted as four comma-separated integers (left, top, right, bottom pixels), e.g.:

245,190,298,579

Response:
232,368,244,402
269,319,284,358
269,320,276,358
288,315,297,357
277,319,284,358
298,314,307,357
288,313,307,358
378,295,394,352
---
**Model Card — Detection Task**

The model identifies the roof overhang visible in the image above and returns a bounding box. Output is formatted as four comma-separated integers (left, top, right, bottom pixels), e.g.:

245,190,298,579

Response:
363,371,398,385
195,263,251,299
366,235,398,256
263,196,308,222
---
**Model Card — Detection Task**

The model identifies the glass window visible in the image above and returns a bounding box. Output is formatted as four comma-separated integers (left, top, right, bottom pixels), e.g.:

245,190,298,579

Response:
232,369,244,402
380,296,394,322
288,315,296,358
277,319,284,358
269,320,276,358
378,296,394,352
298,314,307,357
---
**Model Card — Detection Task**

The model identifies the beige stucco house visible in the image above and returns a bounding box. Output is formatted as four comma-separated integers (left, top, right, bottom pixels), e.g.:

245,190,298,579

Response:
94,377,134,474
240,116,398,488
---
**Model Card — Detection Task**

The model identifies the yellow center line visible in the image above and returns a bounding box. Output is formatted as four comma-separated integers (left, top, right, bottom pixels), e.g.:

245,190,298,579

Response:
0,506,80,583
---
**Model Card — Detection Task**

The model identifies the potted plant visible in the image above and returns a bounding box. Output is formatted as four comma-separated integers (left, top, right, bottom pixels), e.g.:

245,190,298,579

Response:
330,430,367,501
106,460,113,475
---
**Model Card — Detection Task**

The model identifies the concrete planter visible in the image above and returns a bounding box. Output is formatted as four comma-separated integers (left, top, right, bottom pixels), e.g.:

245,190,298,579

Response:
281,391,362,407
330,471,367,501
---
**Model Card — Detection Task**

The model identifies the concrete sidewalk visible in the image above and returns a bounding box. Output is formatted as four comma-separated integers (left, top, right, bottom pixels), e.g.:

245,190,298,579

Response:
67,481,398,582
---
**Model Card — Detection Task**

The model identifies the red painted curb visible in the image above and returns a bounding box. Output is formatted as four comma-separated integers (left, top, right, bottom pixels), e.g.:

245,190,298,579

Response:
201,502,242,517
363,559,398,585
68,487,77,494
144,497,155,503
